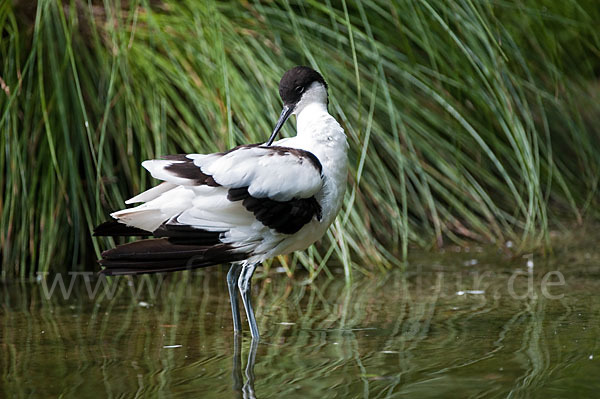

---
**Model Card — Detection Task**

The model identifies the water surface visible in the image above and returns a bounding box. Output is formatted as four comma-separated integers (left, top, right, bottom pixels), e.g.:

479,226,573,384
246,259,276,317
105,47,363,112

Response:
1,241,599,398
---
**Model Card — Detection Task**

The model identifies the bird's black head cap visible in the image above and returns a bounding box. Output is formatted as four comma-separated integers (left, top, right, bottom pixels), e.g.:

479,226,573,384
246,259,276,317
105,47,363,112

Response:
266,66,328,146
278,66,328,106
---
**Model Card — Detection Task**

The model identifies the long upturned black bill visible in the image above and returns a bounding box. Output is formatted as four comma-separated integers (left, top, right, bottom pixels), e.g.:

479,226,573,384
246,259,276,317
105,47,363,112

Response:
266,104,294,146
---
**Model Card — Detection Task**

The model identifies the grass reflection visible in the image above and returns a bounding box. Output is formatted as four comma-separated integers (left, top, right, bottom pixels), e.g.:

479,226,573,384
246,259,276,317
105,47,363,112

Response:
2,253,600,398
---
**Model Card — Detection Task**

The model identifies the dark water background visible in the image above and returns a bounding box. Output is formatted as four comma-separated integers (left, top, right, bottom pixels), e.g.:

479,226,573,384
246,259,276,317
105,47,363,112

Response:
2,235,599,398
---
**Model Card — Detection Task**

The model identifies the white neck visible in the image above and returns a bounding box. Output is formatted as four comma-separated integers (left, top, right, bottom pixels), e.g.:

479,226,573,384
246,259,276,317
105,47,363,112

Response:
296,102,330,137
292,82,329,139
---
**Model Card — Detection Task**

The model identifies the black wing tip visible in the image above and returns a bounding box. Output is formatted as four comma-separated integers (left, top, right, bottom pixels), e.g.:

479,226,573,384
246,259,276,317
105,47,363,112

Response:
93,220,153,237
97,238,249,276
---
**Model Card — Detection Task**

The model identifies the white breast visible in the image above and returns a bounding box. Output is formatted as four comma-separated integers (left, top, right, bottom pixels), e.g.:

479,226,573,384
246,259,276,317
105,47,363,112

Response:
262,103,348,258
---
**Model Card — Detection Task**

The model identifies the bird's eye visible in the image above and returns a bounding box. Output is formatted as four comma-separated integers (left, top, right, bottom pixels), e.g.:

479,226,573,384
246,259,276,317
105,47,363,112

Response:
294,86,304,94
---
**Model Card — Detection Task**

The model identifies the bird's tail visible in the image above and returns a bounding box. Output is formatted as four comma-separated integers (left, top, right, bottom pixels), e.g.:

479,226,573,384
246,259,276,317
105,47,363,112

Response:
98,238,248,275
94,220,248,275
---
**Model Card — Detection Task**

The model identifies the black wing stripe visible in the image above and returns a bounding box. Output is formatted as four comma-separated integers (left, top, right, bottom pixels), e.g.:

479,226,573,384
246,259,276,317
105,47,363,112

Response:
93,219,223,246
153,221,223,246
162,154,220,186
227,187,321,235
93,220,153,237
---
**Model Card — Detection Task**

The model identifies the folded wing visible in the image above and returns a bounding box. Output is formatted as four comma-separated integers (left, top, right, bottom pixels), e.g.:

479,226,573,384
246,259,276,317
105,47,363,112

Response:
94,145,324,275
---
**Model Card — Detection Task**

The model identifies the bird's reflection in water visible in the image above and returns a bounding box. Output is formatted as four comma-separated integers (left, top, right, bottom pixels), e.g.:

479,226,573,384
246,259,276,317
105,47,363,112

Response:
232,336,258,399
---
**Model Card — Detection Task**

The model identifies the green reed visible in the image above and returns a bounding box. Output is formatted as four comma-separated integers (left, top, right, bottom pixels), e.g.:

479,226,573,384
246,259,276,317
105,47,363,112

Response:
1,0,598,277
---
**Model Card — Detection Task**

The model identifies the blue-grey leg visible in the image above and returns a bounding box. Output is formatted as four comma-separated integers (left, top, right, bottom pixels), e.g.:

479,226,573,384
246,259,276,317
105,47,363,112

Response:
231,334,243,395
227,263,243,334
243,338,258,398
238,262,260,340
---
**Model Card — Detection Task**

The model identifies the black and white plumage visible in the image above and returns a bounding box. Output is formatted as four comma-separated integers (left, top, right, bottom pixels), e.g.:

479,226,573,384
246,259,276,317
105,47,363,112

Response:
94,66,348,339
